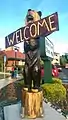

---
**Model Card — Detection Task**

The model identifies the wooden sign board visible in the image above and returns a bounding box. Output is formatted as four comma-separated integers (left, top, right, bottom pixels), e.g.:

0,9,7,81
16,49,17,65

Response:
5,12,59,48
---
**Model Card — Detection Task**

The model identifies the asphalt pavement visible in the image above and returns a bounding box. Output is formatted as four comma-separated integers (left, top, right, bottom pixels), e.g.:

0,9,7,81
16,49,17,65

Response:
62,68,68,78
58,68,68,83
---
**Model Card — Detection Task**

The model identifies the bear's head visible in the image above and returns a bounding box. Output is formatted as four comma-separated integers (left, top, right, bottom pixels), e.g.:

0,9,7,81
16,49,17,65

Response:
25,9,42,25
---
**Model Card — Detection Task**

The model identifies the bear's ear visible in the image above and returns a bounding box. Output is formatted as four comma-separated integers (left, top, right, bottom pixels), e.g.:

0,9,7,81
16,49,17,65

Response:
28,9,32,12
37,11,42,17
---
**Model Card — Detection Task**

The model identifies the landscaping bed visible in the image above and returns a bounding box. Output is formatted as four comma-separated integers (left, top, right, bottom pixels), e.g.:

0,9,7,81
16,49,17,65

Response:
0,79,24,120
41,77,68,118
0,79,24,102
0,77,68,118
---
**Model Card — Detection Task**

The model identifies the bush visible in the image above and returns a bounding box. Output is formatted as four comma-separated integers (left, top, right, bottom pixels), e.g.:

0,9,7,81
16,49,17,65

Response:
52,77,62,84
15,80,24,88
40,59,44,66
14,80,24,101
41,78,66,103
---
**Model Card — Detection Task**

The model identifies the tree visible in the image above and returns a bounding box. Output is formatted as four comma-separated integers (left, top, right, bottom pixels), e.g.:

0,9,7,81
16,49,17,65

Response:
65,53,68,63
0,57,3,71
60,55,67,66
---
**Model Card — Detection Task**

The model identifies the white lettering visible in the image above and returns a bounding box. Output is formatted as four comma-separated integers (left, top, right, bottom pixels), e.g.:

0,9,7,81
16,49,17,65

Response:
16,30,20,43
37,19,50,35
49,15,56,31
30,23,37,37
24,26,29,40
7,33,15,45
20,29,23,42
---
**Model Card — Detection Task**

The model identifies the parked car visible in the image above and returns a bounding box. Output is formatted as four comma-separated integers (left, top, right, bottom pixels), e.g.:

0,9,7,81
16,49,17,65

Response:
65,64,68,68
41,64,59,79
52,64,59,77
55,64,62,72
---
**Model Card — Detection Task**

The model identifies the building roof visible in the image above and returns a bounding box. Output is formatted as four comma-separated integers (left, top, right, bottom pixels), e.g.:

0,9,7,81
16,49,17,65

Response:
0,51,5,56
0,50,25,60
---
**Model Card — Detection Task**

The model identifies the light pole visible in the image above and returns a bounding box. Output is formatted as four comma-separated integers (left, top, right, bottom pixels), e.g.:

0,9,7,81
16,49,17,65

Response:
4,55,7,79
14,46,19,66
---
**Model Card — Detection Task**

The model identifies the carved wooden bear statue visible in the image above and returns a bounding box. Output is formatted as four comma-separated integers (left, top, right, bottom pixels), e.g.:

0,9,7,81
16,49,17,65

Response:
23,9,42,91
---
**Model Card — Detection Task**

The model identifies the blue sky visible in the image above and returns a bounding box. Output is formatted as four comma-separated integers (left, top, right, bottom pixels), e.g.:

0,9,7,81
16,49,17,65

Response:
0,0,68,54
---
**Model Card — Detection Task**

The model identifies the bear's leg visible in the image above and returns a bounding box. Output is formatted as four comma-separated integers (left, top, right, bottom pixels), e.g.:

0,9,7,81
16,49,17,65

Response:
32,63,41,89
23,64,29,88
23,65,32,91
28,67,32,91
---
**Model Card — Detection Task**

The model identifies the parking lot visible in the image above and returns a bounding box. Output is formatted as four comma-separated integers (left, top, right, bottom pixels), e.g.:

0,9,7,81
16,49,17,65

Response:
59,68,68,83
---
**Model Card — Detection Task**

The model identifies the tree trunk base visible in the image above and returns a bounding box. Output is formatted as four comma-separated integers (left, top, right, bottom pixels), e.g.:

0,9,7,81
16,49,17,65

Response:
21,88,43,119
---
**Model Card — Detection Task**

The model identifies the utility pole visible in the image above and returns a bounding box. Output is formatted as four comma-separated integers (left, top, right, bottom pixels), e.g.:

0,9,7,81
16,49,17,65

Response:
4,55,6,79
14,46,19,66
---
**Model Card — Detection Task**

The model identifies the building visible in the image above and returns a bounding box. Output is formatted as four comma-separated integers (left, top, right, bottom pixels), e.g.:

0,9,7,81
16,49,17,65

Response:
52,52,60,65
0,47,25,71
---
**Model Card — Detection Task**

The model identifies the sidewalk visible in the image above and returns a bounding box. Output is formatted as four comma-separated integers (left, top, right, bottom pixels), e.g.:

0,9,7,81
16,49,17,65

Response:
3,101,66,120
0,76,22,89
41,102,66,120
21,102,66,120
0,72,10,75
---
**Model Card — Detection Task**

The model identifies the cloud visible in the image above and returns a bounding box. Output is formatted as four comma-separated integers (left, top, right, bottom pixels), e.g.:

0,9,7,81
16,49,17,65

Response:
48,36,68,55
16,42,24,52
54,42,68,55
0,37,24,52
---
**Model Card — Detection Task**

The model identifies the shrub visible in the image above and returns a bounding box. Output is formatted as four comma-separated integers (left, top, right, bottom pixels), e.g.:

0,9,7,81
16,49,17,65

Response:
15,80,24,88
52,77,62,84
14,80,24,100
41,78,66,103
40,59,44,66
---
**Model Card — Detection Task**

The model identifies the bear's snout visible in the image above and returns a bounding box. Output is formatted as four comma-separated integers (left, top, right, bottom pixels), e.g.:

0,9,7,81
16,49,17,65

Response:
27,14,33,22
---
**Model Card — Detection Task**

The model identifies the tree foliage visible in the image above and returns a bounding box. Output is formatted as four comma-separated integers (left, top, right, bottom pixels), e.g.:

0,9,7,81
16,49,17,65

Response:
60,55,67,66
65,54,68,63
0,58,3,71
